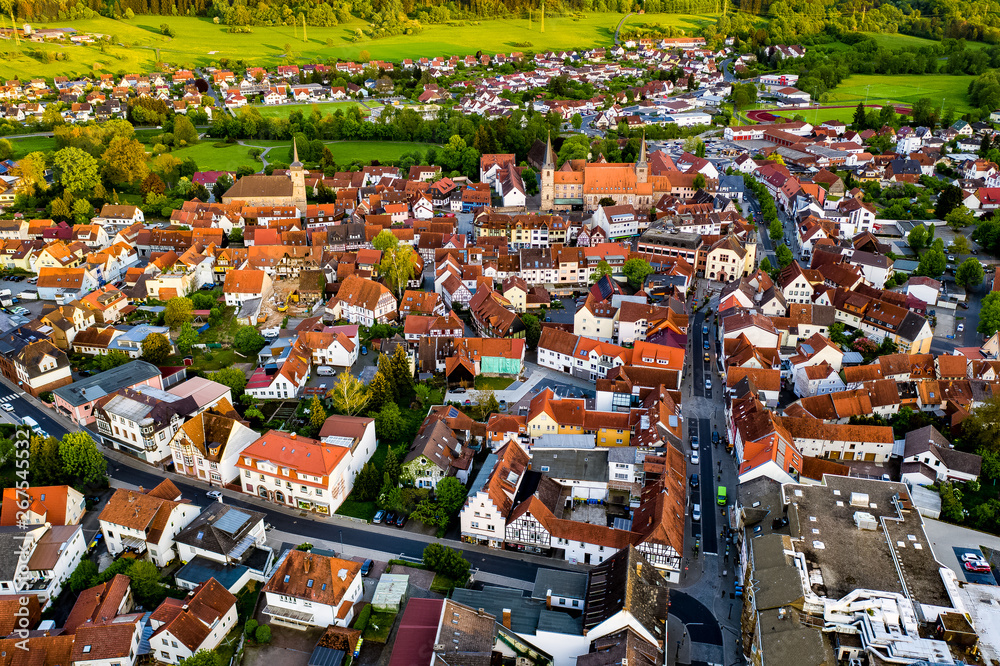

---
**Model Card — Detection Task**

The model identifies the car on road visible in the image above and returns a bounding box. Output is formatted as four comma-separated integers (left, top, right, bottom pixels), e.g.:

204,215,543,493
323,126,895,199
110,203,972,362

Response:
948,255,956,261
712,431,720,445
704,339,710,350
361,559,374,576
704,353,710,363
692,504,701,522
690,473,699,488
0,404,12,413
373,509,386,524
705,378,712,390
206,490,223,501
957,324,965,332
452,387,466,394
691,450,700,465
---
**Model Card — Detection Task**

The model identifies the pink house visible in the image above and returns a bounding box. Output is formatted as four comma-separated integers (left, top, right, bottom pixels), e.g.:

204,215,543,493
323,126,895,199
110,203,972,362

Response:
52,359,163,425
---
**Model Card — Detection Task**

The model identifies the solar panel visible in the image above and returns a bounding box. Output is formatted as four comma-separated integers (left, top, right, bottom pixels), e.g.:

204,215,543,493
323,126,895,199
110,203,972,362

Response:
214,509,252,535
228,534,257,560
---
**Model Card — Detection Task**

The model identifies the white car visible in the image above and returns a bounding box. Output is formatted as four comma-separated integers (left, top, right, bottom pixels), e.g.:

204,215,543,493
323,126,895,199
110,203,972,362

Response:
705,378,712,390
957,324,965,332
692,504,702,522
961,552,987,563
206,490,223,501
691,450,700,466
0,403,12,412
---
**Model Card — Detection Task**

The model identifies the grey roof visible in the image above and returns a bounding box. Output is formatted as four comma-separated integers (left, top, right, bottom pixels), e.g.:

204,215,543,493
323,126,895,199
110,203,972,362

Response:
607,446,640,465
532,568,589,601
530,449,608,483
451,586,547,635
0,527,23,580
904,425,982,476
174,503,266,559
174,555,250,590
536,609,583,634
896,311,928,343
532,434,596,450
52,360,160,407
308,647,344,666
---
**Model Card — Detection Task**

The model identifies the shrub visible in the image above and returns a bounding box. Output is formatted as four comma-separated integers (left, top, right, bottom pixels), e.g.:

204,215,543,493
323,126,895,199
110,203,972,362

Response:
254,625,271,644
353,603,372,632
244,619,258,637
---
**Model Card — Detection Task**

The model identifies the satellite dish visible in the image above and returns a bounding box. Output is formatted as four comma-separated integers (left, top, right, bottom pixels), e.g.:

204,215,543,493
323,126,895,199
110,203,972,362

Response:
194,78,209,93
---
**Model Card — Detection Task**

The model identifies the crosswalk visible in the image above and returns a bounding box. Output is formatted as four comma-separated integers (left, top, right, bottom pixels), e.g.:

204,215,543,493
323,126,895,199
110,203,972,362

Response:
0,393,21,402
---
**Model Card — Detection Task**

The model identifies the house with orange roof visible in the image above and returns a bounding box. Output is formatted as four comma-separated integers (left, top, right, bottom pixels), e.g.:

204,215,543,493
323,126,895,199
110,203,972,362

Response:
0,485,85,527
79,286,129,324
223,269,273,308
325,274,397,327
461,440,530,548
262,549,363,629
237,430,359,515
245,346,310,400
295,328,359,368
537,327,631,382
149,578,237,664
168,407,260,487
98,480,200,567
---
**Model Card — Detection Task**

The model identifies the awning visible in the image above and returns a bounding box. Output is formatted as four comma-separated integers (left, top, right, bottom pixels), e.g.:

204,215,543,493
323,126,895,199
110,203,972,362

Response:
121,536,147,553
554,198,584,204
263,605,314,624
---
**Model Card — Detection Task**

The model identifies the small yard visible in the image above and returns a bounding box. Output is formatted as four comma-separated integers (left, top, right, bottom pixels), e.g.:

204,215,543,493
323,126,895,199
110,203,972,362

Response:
362,611,397,643
474,376,514,391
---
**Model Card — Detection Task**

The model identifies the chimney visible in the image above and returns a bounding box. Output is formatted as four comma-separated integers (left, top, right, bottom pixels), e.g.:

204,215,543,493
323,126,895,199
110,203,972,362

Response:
502,609,511,629
290,433,297,440
127,491,134,503
546,590,552,610
138,486,144,494
477,608,486,616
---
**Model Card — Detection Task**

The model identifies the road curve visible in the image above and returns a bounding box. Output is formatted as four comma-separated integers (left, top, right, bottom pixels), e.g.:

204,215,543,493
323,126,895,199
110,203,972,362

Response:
613,12,634,45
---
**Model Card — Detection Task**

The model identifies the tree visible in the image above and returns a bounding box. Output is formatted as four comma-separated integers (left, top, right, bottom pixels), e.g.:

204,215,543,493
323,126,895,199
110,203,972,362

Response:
388,343,415,403
935,185,964,219
422,542,470,582
30,436,64,486
414,384,431,407
72,199,94,224
622,257,653,288
908,224,928,251
598,196,617,207
980,448,1000,484
939,482,965,523
951,234,971,256
693,173,707,190
590,259,612,283
176,322,199,356
141,333,171,364
255,626,271,644
375,403,404,443
571,113,583,129
522,313,541,350
209,367,248,397
102,136,149,185
683,136,703,155
473,389,500,420
852,102,867,130
775,244,793,268
367,370,393,412
379,243,417,300
128,559,166,607
962,394,1000,453
53,147,100,195
759,256,774,276
96,350,131,372
353,462,381,501
945,206,976,230
173,115,199,146
410,498,449,529
435,477,468,515
768,218,782,241
233,325,266,356
916,246,947,278
68,559,98,593
164,297,194,328
956,258,985,288
383,446,401,483
244,619,258,638
142,172,166,196
180,651,223,666
11,152,47,196
59,432,107,488
329,372,369,415
308,396,327,429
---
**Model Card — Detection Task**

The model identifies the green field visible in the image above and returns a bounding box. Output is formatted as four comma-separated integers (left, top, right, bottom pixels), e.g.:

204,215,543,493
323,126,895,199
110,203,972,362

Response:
826,74,975,112
251,101,369,119
169,141,264,170
0,12,714,79
617,12,721,35
750,104,889,125
9,135,56,158
322,140,436,162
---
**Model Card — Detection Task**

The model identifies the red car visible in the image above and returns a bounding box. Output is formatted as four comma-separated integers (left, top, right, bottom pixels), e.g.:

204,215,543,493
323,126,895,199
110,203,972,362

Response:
964,560,991,574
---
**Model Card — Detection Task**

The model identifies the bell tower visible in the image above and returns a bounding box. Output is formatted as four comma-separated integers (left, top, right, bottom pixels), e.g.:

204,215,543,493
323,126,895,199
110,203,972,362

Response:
289,138,307,212
635,130,648,183
540,132,556,211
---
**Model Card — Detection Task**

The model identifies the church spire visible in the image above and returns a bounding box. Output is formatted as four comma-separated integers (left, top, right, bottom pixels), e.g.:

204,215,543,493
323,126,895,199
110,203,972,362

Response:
291,138,302,168
637,130,647,165
543,131,555,169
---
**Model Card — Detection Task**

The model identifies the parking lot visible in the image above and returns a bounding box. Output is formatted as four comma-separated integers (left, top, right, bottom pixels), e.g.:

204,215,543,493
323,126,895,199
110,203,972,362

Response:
0,275,44,322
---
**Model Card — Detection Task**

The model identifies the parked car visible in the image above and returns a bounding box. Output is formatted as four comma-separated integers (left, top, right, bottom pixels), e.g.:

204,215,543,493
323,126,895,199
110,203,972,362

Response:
361,346,368,355
705,378,712,390
957,323,965,332
712,431,720,445
691,435,699,449
361,559,374,576
961,552,986,563
704,352,710,363
88,533,103,550
385,511,397,525
690,473,699,488
0,404,12,413
691,450,700,465
964,560,991,573
373,509,386,524
452,387,466,394
395,513,407,527
206,490,223,501
692,504,702,522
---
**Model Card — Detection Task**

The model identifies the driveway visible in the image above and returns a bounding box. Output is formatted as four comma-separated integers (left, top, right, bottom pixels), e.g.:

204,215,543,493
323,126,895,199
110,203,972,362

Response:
242,625,323,666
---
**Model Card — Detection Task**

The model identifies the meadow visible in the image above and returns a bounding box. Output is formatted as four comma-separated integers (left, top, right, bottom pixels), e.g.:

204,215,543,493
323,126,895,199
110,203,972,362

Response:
0,11,720,80
825,74,976,113
8,134,56,158
150,139,438,170
251,101,369,119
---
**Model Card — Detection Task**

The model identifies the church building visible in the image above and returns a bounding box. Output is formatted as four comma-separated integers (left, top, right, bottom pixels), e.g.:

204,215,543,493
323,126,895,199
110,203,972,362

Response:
222,140,308,211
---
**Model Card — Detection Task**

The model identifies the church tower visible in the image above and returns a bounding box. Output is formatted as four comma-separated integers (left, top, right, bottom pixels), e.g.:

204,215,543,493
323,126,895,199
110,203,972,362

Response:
289,138,307,212
635,130,648,184
540,132,556,211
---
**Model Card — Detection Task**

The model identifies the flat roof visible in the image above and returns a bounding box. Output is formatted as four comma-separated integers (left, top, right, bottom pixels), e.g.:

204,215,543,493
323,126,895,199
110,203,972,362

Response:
784,475,949,607
52,360,160,407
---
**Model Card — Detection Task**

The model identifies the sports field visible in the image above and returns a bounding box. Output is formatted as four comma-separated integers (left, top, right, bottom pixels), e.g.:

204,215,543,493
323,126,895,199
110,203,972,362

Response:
826,74,975,113
0,12,718,79
251,101,369,119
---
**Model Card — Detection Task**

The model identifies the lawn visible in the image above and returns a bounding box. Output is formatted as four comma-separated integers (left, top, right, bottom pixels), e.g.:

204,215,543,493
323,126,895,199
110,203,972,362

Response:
618,12,721,35
363,611,397,642
169,141,264,171
862,32,990,50
474,376,514,390
826,74,976,112
335,441,391,521
750,104,886,125
0,12,714,79
9,135,57,158
251,101,370,119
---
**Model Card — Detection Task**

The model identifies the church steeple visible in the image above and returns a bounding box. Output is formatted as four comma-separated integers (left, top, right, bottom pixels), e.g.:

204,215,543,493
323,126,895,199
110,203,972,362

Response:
635,130,648,183
637,130,648,166
291,138,302,168
542,131,556,169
